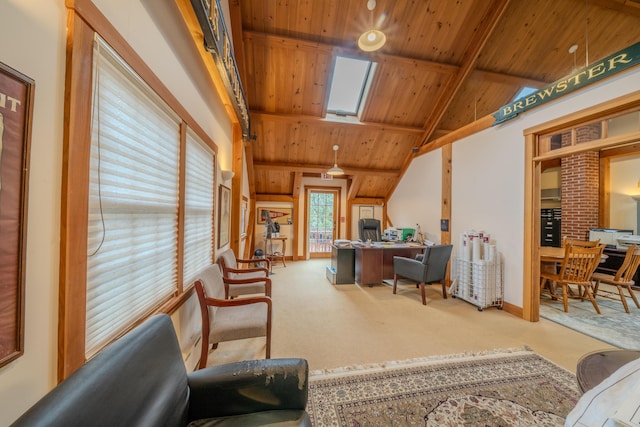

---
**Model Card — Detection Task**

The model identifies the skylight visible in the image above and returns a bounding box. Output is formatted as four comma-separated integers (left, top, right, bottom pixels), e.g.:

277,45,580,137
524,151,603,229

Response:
513,86,537,101
327,56,372,115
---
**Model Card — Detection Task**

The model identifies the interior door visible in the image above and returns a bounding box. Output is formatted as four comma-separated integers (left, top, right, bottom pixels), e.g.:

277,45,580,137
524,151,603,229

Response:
308,190,338,258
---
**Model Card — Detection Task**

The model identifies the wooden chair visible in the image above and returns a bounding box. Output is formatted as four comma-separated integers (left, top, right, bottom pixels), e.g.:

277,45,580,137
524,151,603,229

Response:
217,248,271,298
540,244,605,313
592,245,640,313
194,264,271,369
392,244,453,305
562,237,600,247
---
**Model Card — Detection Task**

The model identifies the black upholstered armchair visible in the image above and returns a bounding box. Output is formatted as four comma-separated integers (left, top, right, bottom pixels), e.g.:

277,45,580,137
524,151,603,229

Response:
393,244,453,305
358,218,381,242
12,315,310,427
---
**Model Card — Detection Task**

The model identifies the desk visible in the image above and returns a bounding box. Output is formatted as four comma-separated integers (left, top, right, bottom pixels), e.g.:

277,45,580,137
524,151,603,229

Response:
354,244,425,286
265,236,287,271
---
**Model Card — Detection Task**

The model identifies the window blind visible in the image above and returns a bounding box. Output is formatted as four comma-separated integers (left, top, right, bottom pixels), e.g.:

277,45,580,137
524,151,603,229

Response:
86,37,180,357
183,130,215,282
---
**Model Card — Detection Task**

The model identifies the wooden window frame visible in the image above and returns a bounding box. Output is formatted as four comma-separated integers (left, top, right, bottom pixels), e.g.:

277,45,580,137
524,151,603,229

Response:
61,0,218,380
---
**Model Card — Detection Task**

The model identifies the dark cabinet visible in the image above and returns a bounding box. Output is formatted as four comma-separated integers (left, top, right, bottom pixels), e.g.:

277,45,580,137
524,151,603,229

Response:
541,208,561,247
326,245,355,284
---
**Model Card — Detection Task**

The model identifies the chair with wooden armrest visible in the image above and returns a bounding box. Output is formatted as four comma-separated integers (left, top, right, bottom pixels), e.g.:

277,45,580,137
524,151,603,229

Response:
392,244,453,305
217,248,271,298
592,245,640,313
540,244,605,313
194,264,272,369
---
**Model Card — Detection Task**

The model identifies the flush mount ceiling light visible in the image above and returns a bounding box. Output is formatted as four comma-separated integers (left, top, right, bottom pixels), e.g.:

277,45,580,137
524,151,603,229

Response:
358,0,386,52
326,145,344,176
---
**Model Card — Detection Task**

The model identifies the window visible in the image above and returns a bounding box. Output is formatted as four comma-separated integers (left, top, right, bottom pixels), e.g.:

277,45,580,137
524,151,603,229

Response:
327,56,372,115
512,86,537,102
183,130,215,282
86,37,181,357
62,4,220,379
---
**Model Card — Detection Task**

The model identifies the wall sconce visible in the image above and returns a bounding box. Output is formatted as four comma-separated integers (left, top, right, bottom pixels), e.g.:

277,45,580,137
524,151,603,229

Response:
221,170,235,182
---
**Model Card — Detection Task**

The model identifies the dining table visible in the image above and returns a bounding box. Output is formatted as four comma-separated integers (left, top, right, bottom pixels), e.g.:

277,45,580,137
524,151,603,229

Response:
539,246,608,263
539,246,608,298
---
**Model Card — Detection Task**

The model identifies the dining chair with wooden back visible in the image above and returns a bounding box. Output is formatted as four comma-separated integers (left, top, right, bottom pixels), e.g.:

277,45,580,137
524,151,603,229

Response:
540,243,605,313
592,245,640,313
562,237,601,248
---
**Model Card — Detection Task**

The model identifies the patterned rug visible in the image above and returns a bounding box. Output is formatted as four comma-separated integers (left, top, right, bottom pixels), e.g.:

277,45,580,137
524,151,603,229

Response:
540,295,640,349
306,348,581,427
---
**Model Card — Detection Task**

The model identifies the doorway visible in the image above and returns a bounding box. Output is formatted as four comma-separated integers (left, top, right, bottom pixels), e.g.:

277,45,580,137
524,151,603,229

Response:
523,92,640,322
307,189,339,258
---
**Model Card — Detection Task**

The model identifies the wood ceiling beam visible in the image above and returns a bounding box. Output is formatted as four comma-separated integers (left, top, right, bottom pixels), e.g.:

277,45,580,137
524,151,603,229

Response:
243,140,256,198
250,111,424,136
588,0,640,16
417,115,496,156
347,176,363,200
292,172,303,198
243,30,547,89
385,0,511,199
253,161,400,177
255,194,294,202
470,69,547,89
417,0,512,149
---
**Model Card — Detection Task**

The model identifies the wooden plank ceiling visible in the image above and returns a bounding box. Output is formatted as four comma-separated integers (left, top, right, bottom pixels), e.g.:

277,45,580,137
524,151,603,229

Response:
223,0,640,200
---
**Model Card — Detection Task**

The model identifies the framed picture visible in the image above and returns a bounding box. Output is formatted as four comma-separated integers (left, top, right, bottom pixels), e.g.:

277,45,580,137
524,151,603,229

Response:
0,62,34,368
359,205,374,220
217,184,230,248
240,196,248,237
257,207,293,225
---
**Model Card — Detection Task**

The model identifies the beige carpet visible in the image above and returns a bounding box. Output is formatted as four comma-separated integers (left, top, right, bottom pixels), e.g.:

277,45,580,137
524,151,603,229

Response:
205,259,616,373
306,347,581,426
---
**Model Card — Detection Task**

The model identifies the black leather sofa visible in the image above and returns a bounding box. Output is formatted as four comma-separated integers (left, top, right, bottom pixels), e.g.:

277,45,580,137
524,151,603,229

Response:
11,314,311,426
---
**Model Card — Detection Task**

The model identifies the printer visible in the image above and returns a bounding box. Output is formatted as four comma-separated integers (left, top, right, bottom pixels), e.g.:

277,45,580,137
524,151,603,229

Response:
616,234,640,250
589,228,633,248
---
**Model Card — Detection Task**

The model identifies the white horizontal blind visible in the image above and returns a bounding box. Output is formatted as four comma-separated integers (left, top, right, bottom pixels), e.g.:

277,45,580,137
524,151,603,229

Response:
86,37,180,357
183,130,215,282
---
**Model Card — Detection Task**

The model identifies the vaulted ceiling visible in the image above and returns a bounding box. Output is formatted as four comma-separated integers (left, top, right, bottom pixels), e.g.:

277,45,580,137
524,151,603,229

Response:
217,0,640,200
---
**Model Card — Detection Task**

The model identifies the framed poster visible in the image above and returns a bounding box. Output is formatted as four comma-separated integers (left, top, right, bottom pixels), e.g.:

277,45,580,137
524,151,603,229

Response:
257,207,293,225
217,185,230,248
240,196,248,237
0,62,34,368
359,205,374,220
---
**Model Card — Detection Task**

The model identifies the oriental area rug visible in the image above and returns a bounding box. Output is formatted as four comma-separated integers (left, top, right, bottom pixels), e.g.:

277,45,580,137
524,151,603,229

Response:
540,296,640,350
306,348,581,427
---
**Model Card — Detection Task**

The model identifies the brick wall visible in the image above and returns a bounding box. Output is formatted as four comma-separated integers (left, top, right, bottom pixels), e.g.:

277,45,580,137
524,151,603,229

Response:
560,125,601,240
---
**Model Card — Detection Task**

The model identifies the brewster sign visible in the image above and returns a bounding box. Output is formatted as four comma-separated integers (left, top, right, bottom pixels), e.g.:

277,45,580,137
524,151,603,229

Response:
493,41,640,125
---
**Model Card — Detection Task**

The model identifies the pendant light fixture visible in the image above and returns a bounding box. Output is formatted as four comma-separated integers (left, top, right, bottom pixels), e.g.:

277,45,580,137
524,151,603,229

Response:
358,0,386,52
326,145,344,176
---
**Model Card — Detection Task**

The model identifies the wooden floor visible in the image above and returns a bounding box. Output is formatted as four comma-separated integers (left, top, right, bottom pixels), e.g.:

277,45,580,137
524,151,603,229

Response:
205,259,616,373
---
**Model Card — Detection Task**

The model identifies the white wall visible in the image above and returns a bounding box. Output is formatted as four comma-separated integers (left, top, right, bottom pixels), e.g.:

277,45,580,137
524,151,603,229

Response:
387,148,443,243
0,0,234,424
389,68,640,308
0,1,66,424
